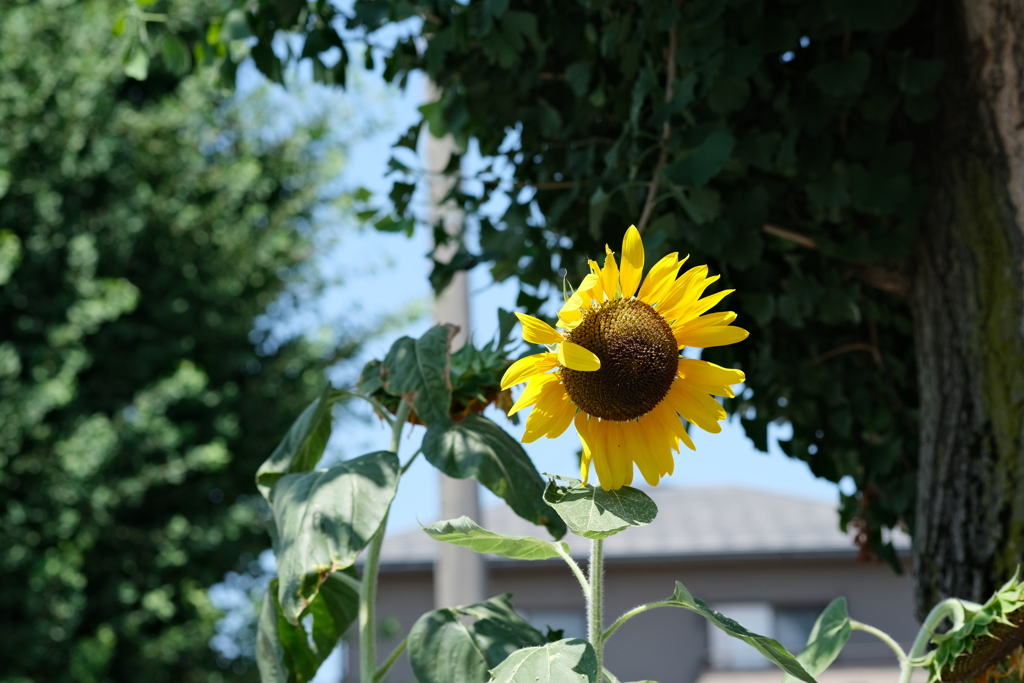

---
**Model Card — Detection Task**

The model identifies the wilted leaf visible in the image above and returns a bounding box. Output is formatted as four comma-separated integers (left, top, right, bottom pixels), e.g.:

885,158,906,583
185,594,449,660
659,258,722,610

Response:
256,572,359,683
382,325,456,428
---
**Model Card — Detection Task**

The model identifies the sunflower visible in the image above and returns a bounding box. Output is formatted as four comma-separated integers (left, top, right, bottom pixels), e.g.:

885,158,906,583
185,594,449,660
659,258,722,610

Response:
500,225,748,490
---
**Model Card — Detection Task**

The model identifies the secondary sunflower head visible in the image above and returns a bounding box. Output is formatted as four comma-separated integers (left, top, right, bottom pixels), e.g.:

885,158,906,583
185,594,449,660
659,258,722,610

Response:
500,224,749,491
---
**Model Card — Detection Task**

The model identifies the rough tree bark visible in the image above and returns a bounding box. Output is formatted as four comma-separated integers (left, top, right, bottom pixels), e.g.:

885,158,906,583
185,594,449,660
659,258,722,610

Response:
911,0,1024,618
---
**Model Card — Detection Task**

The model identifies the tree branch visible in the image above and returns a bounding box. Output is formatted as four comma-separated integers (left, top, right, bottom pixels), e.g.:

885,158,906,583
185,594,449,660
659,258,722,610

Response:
763,223,818,249
637,13,679,234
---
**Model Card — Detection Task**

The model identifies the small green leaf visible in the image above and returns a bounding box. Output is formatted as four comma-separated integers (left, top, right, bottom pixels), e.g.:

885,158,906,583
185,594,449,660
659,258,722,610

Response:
160,35,191,76
111,11,128,36
382,325,455,428
0,230,22,286
664,582,816,683
123,44,149,80
271,451,399,623
662,128,735,188
409,594,545,683
488,638,598,683
423,415,566,538
783,598,851,683
256,572,359,683
256,385,341,501
423,516,571,560
542,478,657,540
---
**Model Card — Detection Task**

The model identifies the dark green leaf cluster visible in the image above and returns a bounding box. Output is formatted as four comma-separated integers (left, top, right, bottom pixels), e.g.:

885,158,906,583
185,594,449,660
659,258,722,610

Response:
0,2,356,681
191,0,937,565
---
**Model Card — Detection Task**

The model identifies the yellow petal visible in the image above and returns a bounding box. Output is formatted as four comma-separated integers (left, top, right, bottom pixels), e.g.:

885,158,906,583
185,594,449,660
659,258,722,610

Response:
588,259,608,302
681,383,728,421
508,372,561,416
619,225,644,299
653,403,696,451
523,382,575,443
637,252,682,304
625,420,661,486
677,359,746,387
689,287,733,318
663,380,723,433
671,310,737,337
636,410,675,476
501,353,559,390
515,312,564,345
601,245,619,298
603,420,631,489
558,274,600,326
657,265,708,313
676,325,749,349
578,416,593,485
557,342,601,371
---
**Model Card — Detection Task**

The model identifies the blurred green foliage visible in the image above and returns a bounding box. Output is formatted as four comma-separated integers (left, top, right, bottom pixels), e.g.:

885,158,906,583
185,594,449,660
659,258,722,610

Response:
0,1,359,681
164,0,938,567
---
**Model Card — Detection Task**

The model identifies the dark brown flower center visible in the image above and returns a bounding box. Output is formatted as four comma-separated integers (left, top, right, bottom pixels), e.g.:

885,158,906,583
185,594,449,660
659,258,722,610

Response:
561,298,678,421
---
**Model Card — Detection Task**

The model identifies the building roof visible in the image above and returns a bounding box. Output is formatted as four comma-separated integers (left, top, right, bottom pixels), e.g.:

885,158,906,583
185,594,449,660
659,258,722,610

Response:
378,486,910,567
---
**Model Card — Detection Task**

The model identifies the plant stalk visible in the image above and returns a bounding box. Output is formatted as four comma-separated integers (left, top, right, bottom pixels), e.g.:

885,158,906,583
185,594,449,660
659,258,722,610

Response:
359,400,411,682
588,538,605,683
897,598,966,683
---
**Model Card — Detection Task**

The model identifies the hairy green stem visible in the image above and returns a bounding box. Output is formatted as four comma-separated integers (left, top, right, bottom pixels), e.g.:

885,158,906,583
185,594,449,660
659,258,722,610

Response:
588,538,605,683
359,400,410,683
602,601,673,641
850,620,908,666
601,666,621,683
373,636,409,683
400,447,422,475
555,544,591,600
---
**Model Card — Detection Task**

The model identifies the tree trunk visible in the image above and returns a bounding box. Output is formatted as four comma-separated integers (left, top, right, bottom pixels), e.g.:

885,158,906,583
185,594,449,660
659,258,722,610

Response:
911,0,1024,618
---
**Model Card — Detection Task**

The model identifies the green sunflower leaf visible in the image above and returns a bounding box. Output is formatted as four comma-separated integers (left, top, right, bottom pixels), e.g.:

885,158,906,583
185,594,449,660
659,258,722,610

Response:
783,598,851,683
488,638,598,683
422,414,566,539
256,571,359,683
409,594,546,683
256,384,346,501
422,516,571,560
664,582,816,683
270,451,399,623
382,324,456,427
542,477,657,539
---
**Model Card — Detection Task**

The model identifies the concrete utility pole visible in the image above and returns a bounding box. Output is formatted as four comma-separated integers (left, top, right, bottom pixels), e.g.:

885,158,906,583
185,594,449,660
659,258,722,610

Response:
425,107,487,610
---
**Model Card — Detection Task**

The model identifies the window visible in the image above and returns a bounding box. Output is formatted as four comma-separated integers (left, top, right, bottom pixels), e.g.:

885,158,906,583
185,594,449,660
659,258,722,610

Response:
775,606,826,656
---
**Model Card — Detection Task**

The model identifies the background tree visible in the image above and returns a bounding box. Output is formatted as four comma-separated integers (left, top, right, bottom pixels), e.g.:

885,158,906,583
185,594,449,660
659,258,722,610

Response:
0,1,363,680
164,0,1024,618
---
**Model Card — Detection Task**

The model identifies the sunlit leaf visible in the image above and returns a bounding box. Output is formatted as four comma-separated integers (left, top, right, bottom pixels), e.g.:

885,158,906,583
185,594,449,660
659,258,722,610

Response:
542,478,657,539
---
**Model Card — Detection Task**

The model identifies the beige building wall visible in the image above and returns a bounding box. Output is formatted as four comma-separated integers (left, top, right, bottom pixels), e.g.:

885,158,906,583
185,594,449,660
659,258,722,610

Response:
362,554,917,683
